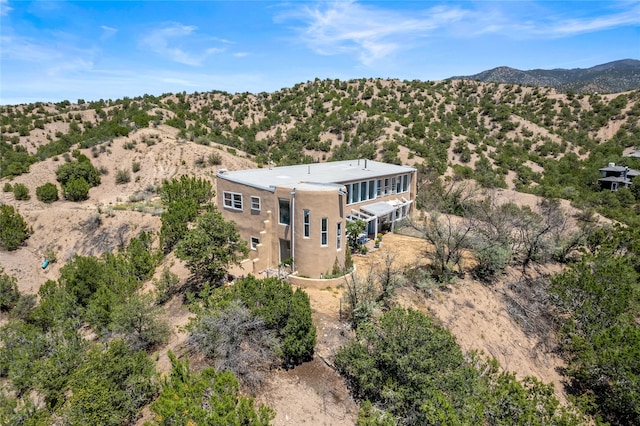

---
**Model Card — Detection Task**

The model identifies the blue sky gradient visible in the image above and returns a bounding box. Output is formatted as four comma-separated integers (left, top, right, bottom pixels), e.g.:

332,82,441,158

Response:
1,0,638,105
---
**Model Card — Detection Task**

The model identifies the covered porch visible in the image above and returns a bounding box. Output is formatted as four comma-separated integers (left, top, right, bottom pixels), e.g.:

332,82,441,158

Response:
346,198,413,240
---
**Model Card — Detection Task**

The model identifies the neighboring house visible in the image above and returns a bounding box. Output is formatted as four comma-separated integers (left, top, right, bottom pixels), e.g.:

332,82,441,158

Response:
598,162,640,191
216,159,417,278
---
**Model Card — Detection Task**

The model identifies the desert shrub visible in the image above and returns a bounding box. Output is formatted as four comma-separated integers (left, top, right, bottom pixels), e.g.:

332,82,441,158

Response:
12,183,29,200
0,205,32,250
149,352,274,425
190,276,316,375
154,267,180,304
0,268,19,312
132,161,141,173
62,177,90,201
207,152,222,165
36,182,59,203
2,182,12,192
55,154,100,188
115,169,130,184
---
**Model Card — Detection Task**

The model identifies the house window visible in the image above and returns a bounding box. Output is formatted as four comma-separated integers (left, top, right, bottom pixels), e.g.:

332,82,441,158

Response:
303,209,310,238
391,177,397,194
360,181,367,201
321,217,328,246
223,191,243,210
352,182,360,204
336,222,342,250
376,179,382,197
368,180,375,200
250,236,260,250
250,196,261,211
395,176,402,194
384,178,390,195
402,174,409,192
279,198,290,225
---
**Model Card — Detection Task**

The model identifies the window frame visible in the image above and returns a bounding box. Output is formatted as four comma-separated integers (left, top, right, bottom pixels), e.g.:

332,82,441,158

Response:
223,191,243,211
320,217,328,246
278,198,291,225
250,236,260,250
303,209,311,238
336,221,342,250
250,196,261,211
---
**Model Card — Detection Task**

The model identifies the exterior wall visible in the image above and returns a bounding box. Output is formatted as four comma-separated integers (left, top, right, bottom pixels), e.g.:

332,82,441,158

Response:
274,186,346,278
216,178,276,275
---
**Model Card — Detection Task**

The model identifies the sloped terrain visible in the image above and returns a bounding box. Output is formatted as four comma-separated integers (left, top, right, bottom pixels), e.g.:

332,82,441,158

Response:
2,78,640,424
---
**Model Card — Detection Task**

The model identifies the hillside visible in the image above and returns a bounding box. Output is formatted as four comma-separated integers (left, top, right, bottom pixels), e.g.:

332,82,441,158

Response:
451,59,640,94
2,79,640,425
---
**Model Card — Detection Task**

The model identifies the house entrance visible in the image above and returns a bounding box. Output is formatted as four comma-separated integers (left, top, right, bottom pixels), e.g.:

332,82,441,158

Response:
279,239,291,264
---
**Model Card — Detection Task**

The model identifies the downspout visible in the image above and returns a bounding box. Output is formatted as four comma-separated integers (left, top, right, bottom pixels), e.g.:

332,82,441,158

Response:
290,188,296,272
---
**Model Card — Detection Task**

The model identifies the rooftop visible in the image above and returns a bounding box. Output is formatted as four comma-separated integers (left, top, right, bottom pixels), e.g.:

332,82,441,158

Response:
217,159,416,191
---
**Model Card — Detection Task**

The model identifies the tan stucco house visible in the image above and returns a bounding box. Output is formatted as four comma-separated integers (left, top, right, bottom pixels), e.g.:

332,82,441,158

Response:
216,159,417,278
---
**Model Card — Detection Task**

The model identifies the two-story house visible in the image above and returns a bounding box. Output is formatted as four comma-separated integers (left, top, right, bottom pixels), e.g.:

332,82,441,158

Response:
598,162,640,191
216,159,417,278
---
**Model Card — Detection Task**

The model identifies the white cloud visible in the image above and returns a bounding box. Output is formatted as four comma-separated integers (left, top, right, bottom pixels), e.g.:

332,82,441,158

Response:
140,23,224,66
233,52,249,58
540,5,640,37
280,1,640,63
280,1,467,64
100,25,118,40
0,0,12,17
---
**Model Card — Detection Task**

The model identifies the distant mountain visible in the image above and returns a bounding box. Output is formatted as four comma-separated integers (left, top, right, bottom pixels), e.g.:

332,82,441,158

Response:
451,59,640,93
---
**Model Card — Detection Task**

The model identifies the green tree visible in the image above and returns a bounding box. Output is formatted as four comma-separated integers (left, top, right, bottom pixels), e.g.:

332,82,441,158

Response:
159,175,213,206
62,177,90,201
0,205,32,250
176,208,248,284
35,182,59,203
0,268,19,312
63,340,157,425
12,183,29,200
149,352,274,425
110,294,170,351
551,248,640,425
55,154,100,187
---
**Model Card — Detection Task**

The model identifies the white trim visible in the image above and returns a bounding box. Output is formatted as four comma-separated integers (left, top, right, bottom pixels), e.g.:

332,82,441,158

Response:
250,196,261,211
223,191,243,210
320,217,328,246
250,236,260,250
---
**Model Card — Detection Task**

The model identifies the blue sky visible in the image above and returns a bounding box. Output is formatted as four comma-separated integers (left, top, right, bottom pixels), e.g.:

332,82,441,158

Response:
1,0,638,105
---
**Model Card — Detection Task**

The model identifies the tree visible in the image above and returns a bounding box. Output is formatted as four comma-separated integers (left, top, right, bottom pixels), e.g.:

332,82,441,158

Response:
159,175,213,206
36,182,58,203
62,177,90,201
149,352,274,425
55,154,100,187
175,208,248,284
551,249,640,425
346,219,367,251
110,294,170,351
0,205,32,251
12,183,29,200
409,212,472,282
0,268,19,312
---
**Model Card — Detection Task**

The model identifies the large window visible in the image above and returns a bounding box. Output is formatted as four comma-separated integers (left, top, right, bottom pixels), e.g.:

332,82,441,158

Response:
336,222,342,250
403,174,410,192
321,217,328,246
279,198,290,225
250,236,260,250
303,209,310,238
223,191,243,210
250,196,261,211
368,179,375,200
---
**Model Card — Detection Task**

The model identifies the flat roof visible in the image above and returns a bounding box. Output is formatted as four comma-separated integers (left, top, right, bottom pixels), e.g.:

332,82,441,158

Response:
217,159,416,191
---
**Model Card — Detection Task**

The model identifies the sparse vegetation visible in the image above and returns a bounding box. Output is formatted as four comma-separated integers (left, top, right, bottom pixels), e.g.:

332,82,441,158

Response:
1,77,640,425
0,205,32,250
36,182,59,203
